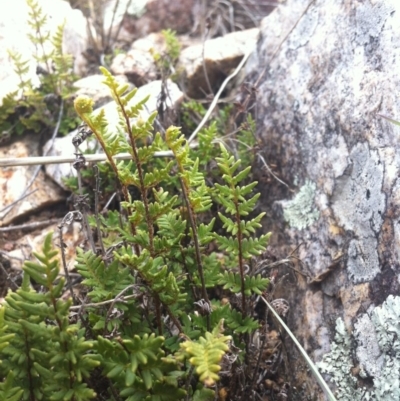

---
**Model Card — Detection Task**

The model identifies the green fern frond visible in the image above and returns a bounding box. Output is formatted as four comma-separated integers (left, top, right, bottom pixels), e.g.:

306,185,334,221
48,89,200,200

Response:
214,234,271,258
219,271,269,295
0,233,99,400
226,309,259,334
180,320,231,386
0,371,24,401
75,249,133,302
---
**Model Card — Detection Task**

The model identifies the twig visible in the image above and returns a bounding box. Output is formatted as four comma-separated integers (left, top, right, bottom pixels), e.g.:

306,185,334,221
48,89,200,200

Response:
200,21,214,97
104,284,141,331
0,218,60,232
58,223,75,302
0,189,38,214
105,0,121,51
256,153,291,190
187,48,254,144
0,260,19,291
72,148,96,253
0,147,198,168
69,294,138,310
102,191,117,212
109,0,133,52
93,165,106,257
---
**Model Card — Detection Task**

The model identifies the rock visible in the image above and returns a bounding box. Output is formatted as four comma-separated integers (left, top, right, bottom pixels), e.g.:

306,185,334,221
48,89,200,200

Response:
110,32,202,88
179,28,259,98
0,138,65,226
0,0,88,104
191,0,275,38
9,222,83,270
45,79,183,189
246,0,400,398
111,33,166,86
123,0,195,39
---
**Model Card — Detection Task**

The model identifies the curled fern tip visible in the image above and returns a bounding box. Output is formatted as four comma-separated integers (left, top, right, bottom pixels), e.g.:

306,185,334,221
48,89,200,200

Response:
74,96,94,115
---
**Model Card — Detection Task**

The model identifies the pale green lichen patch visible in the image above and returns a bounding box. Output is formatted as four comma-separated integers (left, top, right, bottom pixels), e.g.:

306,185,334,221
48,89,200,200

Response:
319,295,400,400
283,180,319,229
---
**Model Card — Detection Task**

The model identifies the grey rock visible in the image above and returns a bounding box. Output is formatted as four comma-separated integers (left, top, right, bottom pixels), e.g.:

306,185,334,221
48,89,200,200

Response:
111,33,165,86
245,0,400,397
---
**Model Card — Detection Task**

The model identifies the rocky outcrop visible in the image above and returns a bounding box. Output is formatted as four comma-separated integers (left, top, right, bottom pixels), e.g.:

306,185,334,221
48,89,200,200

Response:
246,0,400,398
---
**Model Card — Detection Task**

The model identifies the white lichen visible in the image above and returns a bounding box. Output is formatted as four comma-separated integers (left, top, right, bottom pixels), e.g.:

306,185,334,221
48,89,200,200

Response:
319,295,400,400
282,180,319,230
331,142,385,283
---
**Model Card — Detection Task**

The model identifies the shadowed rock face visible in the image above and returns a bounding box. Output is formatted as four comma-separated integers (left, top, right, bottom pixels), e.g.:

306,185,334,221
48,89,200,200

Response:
246,0,400,398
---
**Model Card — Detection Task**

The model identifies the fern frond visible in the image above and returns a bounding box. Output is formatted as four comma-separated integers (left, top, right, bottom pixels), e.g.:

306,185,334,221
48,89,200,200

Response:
218,272,269,296
75,249,133,302
0,371,24,401
225,309,259,334
180,320,231,386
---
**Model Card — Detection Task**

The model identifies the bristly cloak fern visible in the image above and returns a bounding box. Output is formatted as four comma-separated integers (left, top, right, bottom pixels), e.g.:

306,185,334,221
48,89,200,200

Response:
1,65,273,400
0,233,99,401
214,143,271,313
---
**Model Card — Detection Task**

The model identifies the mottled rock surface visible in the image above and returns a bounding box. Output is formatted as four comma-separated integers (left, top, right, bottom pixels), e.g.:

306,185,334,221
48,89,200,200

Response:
246,0,400,398
0,138,65,226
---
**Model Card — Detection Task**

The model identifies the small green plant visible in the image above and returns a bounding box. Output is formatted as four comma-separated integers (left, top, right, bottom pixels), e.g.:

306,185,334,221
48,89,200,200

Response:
151,29,181,81
0,0,79,141
0,67,272,400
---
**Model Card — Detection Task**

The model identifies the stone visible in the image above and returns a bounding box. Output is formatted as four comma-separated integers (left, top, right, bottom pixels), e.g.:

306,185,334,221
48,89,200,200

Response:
179,28,259,98
245,0,400,398
7,222,82,269
0,0,88,104
0,138,65,226
111,33,165,86
123,0,195,39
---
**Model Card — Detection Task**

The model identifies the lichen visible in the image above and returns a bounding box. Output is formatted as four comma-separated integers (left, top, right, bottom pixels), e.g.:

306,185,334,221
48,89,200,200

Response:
283,180,319,230
331,142,385,283
319,295,400,400
347,237,380,283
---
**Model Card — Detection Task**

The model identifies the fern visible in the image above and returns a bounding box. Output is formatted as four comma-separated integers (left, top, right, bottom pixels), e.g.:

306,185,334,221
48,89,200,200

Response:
179,320,231,386
0,233,99,400
0,372,23,401
0,0,78,140
96,334,185,401
219,272,269,296
214,144,271,312
75,249,133,302
1,66,280,400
